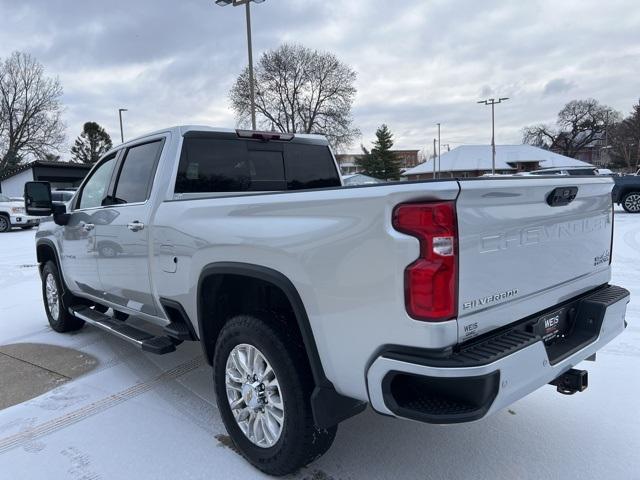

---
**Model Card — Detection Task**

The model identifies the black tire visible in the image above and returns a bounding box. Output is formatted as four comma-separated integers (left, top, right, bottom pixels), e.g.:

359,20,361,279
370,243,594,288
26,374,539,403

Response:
213,313,337,476
621,191,640,213
0,214,10,233
20,225,34,230
42,261,85,332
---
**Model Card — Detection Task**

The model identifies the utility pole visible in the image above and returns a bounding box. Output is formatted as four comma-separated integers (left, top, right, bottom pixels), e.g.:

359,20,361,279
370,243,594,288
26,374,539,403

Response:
118,108,127,143
478,97,509,175
215,0,265,130
437,123,441,176
244,1,257,130
433,138,437,179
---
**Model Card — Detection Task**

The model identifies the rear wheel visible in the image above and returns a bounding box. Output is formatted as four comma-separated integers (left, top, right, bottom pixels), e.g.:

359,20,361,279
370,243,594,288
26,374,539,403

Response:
213,314,336,476
0,214,10,233
42,261,85,332
622,191,640,213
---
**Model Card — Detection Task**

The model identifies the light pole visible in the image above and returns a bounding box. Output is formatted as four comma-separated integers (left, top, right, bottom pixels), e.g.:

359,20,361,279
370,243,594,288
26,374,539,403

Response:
432,138,437,179
478,97,509,175
437,123,441,177
118,108,127,143
215,0,265,131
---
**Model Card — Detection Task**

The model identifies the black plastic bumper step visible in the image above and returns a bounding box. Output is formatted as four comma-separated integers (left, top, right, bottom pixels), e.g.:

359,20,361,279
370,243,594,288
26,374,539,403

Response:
69,305,176,354
163,322,193,341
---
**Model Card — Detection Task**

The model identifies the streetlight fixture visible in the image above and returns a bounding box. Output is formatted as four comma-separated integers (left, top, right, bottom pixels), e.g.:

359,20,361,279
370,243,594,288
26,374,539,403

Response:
478,97,509,175
118,108,128,143
215,0,265,130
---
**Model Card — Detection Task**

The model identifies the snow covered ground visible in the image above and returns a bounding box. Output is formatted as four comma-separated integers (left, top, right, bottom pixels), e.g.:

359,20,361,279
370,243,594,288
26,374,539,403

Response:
0,209,638,479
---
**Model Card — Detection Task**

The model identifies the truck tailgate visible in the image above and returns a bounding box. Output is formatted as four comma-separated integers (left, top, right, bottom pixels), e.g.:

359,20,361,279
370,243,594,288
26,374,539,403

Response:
455,176,614,342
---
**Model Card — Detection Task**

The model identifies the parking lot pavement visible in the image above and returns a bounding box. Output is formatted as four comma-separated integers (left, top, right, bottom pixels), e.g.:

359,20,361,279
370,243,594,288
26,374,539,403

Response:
0,210,638,479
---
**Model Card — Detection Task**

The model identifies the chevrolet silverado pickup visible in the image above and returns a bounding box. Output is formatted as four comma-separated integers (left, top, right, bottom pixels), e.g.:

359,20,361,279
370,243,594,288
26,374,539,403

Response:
24,126,630,476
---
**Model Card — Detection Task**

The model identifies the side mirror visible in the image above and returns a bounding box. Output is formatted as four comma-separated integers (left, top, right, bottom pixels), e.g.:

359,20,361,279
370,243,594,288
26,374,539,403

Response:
24,181,53,216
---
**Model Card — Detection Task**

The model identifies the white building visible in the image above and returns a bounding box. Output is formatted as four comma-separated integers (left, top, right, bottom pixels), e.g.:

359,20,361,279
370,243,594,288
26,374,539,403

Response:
402,145,594,180
0,161,91,197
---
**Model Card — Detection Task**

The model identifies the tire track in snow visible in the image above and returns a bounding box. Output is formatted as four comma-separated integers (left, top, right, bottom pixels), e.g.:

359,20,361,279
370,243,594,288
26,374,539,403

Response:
0,356,205,454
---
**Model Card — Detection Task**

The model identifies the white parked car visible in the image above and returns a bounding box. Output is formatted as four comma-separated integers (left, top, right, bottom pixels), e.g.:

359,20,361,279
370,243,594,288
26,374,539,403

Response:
0,193,39,232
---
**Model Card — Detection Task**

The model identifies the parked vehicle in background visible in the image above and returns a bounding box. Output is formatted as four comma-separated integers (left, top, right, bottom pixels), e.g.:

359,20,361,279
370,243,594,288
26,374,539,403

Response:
342,173,384,185
0,193,39,232
52,189,77,209
526,166,598,176
24,126,630,476
612,174,640,213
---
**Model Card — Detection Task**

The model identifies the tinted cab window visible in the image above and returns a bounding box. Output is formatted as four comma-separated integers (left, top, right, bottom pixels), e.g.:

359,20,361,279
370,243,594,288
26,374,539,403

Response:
175,137,340,194
78,155,117,209
111,140,163,204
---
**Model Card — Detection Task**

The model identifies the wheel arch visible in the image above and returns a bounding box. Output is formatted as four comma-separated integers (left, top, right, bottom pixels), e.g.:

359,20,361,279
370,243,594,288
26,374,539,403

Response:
197,261,365,428
36,239,63,282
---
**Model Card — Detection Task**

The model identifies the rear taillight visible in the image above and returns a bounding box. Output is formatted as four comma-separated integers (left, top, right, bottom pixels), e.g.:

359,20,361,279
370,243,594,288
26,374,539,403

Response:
392,201,458,322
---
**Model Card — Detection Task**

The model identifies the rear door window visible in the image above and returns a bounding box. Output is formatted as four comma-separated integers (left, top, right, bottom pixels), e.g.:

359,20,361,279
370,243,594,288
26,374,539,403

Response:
111,140,163,204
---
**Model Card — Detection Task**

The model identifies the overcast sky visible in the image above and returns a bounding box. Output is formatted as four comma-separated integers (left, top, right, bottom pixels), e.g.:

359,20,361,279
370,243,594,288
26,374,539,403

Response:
1,0,638,156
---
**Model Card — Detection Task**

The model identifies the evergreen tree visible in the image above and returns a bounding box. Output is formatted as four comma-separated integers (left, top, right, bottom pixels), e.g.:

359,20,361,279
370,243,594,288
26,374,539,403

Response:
70,122,112,164
356,124,400,180
356,145,385,179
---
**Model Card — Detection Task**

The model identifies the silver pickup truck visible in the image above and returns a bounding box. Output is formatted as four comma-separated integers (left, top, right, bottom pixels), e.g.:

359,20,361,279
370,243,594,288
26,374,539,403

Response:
24,126,630,476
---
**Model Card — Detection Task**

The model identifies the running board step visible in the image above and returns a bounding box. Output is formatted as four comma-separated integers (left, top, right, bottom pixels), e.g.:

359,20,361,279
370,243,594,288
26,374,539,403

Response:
69,305,177,354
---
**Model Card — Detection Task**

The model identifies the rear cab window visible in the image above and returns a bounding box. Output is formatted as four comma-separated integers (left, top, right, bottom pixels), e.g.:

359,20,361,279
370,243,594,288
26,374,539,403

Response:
174,135,341,196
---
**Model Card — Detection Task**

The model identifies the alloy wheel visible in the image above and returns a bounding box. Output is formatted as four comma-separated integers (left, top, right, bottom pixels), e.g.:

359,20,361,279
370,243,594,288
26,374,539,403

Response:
45,273,60,321
225,343,285,448
624,193,640,213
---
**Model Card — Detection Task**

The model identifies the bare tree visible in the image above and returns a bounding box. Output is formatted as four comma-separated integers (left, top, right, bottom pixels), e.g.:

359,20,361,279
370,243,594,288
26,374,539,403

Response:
0,52,65,174
523,99,620,158
230,43,359,151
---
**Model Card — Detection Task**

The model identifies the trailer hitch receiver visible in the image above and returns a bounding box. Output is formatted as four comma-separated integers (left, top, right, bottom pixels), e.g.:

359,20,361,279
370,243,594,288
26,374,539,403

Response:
549,368,588,395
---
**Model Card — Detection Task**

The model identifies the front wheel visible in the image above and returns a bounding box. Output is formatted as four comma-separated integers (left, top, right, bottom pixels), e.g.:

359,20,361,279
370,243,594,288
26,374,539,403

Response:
42,261,85,332
213,314,336,476
0,215,10,233
622,191,640,213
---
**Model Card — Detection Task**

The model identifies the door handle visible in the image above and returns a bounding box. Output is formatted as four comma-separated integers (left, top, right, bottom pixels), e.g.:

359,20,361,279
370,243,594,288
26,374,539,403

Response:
127,221,145,232
82,223,95,232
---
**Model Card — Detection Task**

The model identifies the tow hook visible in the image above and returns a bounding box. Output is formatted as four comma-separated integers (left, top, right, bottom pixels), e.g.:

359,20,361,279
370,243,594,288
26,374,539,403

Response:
549,368,588,395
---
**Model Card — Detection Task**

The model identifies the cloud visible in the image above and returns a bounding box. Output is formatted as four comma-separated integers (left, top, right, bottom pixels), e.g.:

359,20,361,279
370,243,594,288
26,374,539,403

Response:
0,0,638,156
543,78,576,96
